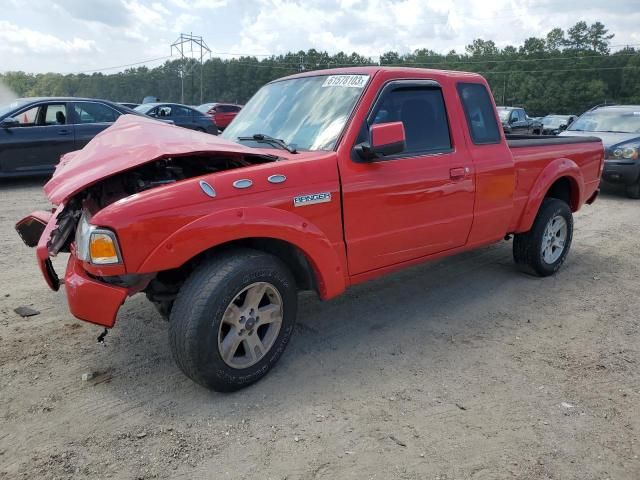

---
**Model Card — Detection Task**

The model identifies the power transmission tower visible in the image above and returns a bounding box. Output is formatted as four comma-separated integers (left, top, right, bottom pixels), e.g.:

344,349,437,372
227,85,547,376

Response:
171,33,211,105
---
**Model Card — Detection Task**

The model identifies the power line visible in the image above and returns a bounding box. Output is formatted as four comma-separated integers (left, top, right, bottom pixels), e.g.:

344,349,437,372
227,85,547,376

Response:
71,55,174,74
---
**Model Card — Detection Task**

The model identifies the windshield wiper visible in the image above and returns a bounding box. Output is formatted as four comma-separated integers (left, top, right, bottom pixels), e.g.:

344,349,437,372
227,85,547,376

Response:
238,134,297,153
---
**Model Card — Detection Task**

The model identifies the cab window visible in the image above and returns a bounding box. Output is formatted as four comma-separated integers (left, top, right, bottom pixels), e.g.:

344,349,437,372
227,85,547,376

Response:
359,85,452,156
457,83,501,144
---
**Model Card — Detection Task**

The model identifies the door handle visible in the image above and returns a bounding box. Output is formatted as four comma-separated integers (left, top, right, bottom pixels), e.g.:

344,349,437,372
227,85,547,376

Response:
58,129,71,136
450,166,470,180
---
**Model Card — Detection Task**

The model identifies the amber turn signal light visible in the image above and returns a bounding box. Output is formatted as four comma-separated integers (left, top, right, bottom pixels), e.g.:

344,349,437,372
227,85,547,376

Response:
89,232,120,264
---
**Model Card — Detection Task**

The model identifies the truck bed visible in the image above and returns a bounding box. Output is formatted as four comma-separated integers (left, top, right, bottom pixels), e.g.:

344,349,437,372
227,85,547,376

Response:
506,134,604,233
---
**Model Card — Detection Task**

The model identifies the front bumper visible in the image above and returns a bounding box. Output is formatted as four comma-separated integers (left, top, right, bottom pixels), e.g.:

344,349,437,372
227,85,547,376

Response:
17,208,127,328
602,160,640,185
64,254,128,328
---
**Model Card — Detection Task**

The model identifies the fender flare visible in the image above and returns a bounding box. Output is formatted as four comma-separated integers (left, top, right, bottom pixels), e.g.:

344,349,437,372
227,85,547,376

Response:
138,206,347,299
518,158,584,232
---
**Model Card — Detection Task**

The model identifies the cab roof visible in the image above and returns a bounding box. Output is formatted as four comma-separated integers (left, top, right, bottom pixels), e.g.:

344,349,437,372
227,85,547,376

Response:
276,66,486,83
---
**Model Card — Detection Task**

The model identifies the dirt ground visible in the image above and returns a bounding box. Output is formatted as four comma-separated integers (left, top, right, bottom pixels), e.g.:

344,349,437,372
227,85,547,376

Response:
0,178,638,480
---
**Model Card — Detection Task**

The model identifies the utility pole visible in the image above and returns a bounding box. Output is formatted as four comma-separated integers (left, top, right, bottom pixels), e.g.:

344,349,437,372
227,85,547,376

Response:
502,73,508,105
171,33,211,104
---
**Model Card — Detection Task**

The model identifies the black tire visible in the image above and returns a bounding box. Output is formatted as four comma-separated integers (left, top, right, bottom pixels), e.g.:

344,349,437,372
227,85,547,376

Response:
169,249,297,392
513,198,573,276
625,180,640,199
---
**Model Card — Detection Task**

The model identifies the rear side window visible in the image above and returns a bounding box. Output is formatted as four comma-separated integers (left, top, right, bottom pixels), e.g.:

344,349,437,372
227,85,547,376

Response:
73,102,119,124
171,106,192,116
368,86,452,155
457,83,501,144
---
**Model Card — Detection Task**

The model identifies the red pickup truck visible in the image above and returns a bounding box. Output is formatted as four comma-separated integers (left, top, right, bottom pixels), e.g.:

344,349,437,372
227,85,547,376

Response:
16,67,603,391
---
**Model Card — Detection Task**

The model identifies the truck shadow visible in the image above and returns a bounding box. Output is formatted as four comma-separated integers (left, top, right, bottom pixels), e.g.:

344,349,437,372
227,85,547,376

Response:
107,240,558,403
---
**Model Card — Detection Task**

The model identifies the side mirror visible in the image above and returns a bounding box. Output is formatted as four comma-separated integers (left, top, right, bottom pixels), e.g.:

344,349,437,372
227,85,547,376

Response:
355,121,406,161
509,116,518,124
559,124,567,131
0,117,19,128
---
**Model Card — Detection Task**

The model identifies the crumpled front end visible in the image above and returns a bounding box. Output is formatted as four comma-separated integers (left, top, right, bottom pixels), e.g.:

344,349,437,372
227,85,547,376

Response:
14,116,281,328
16,204,128,327
16,208,134,328
64,252,128,328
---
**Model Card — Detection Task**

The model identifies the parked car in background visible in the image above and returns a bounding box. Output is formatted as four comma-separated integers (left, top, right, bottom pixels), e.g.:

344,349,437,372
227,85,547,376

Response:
0,97,141,177
560,105,640,198
196,102,242,130
541,114,577,135
135,103,218,134
119,102,140,109
142,96,160,104
497,107,541,135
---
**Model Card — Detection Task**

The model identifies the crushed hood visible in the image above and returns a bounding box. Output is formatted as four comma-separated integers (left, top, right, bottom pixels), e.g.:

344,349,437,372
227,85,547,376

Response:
44,115,277,204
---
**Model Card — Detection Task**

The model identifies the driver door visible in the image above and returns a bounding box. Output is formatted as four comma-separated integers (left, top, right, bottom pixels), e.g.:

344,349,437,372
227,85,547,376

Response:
0,102,74,175
340,81,475,275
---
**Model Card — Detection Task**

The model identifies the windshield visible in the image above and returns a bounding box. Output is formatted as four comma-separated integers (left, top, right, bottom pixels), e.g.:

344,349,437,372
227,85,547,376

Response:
543,116,568,128
569,108,640,133
134,105,153,114
0,99,29,118
196,104,213,113
222,74,370,151
497,109,510,122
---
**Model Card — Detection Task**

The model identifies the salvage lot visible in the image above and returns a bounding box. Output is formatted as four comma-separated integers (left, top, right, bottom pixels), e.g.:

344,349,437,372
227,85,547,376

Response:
0,179,638,479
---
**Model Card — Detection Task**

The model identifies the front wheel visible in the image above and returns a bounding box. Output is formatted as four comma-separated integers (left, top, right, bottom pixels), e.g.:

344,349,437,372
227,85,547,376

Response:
513,198,573,276
169,249,297,392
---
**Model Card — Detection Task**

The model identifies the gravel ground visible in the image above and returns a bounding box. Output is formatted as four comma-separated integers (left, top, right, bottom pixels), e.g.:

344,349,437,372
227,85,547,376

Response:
0,178,638,480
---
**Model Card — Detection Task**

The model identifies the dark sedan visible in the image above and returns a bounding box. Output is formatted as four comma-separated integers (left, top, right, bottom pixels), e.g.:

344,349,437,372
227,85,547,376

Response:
0,97,140,177
541,114,577,135
135,103,218,135
559,105,640,198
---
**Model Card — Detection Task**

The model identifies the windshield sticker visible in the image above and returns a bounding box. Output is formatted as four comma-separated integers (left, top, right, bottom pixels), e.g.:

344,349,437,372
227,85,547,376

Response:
322,75,369,88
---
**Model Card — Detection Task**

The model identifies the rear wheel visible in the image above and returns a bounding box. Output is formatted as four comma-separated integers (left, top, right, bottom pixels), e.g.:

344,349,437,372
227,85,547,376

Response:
625,180,640,199
513,198,573,276
169,249,297,392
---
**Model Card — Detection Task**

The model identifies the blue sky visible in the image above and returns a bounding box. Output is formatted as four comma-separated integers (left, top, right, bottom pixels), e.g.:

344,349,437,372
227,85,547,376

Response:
1,0,638,73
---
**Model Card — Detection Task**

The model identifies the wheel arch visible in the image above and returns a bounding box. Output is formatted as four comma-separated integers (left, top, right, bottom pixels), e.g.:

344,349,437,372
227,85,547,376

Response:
517,158,584,232
138,207,348,300
183,237,320,293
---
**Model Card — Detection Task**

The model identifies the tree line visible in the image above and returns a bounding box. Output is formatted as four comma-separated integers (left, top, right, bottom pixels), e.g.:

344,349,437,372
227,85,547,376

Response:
1,21,639,116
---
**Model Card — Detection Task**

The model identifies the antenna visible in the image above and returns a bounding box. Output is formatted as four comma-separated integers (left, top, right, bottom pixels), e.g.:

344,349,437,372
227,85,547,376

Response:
171,33,211,104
